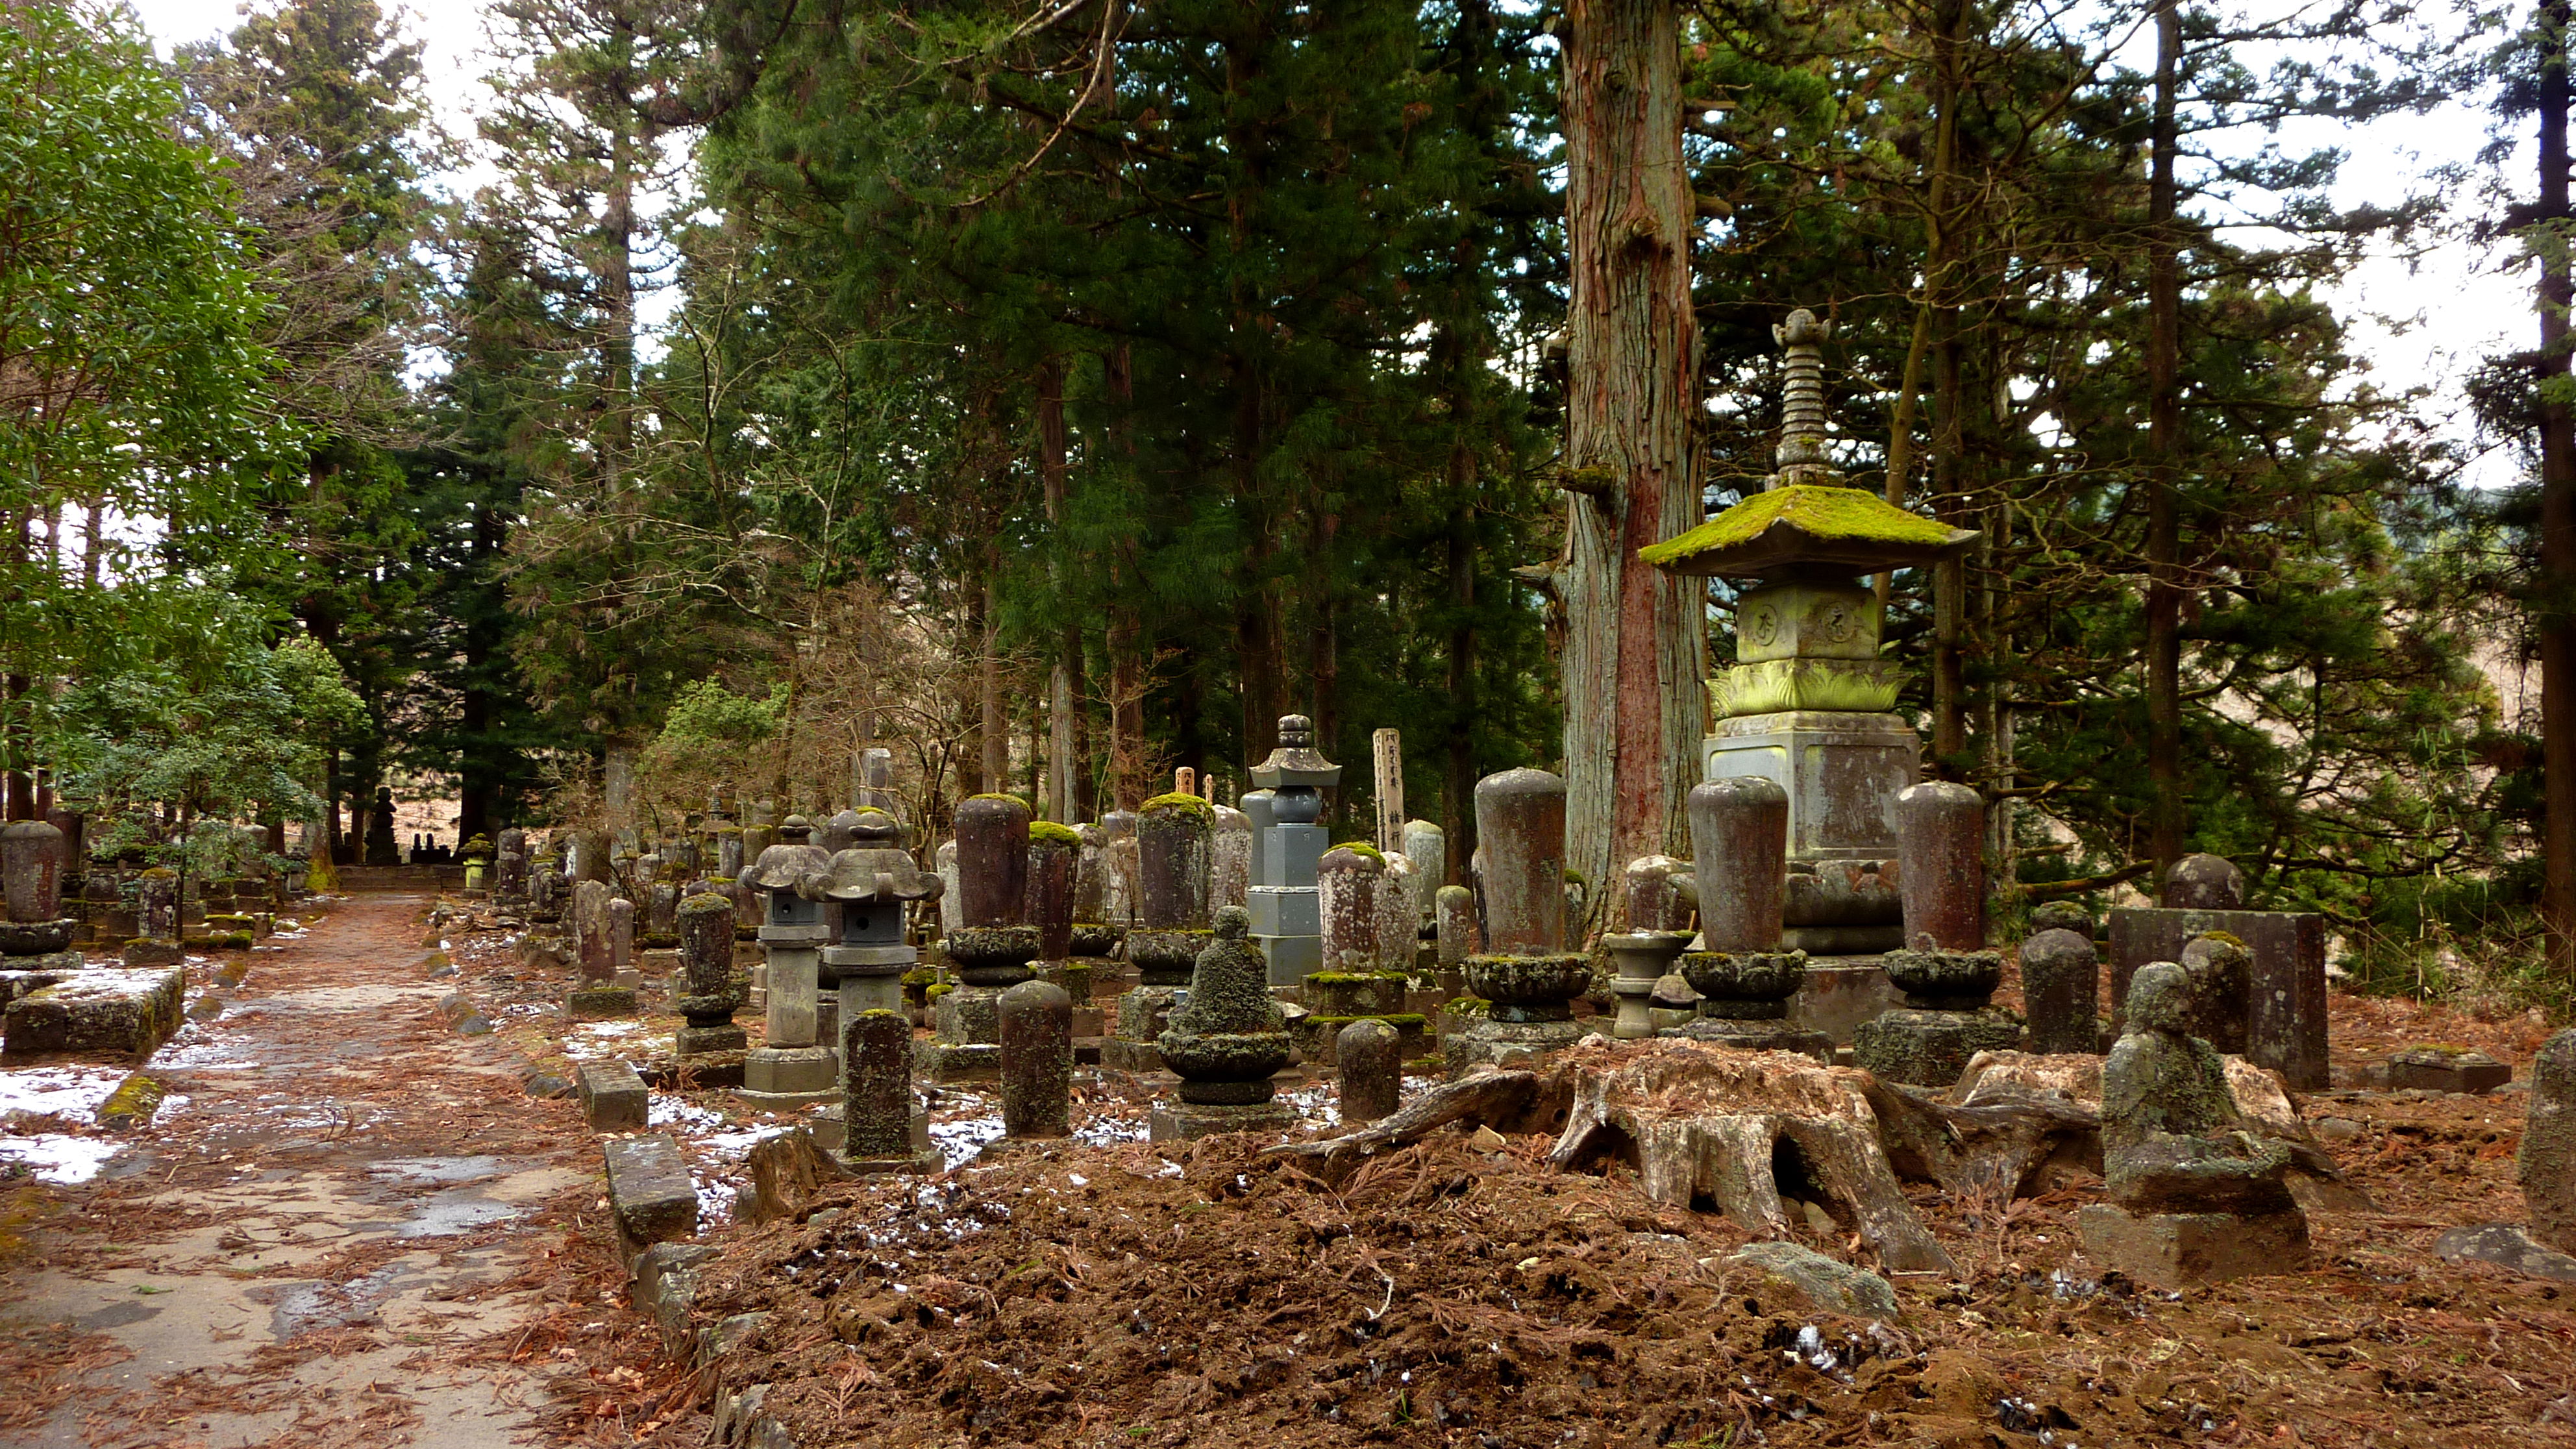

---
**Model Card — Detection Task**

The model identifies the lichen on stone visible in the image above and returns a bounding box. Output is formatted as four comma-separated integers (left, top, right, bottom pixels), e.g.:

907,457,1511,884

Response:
1330,841,1386,864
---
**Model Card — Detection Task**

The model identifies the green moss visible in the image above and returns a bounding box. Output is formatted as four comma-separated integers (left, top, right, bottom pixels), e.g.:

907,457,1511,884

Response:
140,867,177,880
96,1074,166,1130
1141,791,1214,817
2196,929,2247,948
926,982,956,1001
968,792,1030,806
1330,841,1386,864
1028,820,1082,847
210,932,253,950
1444,997,1492,1020
1306,971,1409,984
1309,1013,1429,1028
1638,483,1965,567
901,967,941,985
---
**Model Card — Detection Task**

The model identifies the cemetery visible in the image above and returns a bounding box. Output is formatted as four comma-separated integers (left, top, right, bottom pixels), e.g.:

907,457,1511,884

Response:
17,0,2576,1443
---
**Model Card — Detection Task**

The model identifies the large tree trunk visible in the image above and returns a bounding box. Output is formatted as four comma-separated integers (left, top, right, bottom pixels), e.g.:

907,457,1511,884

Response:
1039,358,1078,822
980,571,1007,793
2542,0,2576,979
1445,449,1479,886
2144,0,2188,884
1559,0,1704,941
1925,0,1970,769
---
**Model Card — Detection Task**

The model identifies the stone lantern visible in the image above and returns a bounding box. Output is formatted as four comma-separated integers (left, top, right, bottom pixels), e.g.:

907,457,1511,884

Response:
737,814,838,1110
1245,713,1339,987
818,808,941,1025
1642,307,1979,957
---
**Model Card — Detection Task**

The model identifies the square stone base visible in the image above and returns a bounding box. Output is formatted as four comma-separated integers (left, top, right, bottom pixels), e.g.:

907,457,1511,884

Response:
567,985,639,1021
1665,1019,1836,1063
122,939,184,968
676,1023,749,1056
1099,1037,1165,1074
915,1039,1000,1081
1290,1013,1429,1067
740,1045,838,1110
1150,1099,1301,1143
811,1106,930,1156
1851,1008,2022,1087
2385,1048,2512,1095
2078,1204,2310,1289
1444,1017,1587,1077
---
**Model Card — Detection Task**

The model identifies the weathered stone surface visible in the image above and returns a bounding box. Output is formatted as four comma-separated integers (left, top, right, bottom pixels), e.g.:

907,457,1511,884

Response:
2163,852,2244,909
1159,907,1292,1107
2178,933,2251,1055
842,1009,937,1171
0,818,64,923
954,795,1031,929
1788,960,1904,1045
1373,856,1417,972
1402,820,1445,928
2522,1029,2576,1255
567,984,639,1021
1622,855,1697,935
676,891,745,1054
1702,711,1918,863
1,965,183,1059
1138,794,1215,932
2019,928,2101,1056
1026,826,1077,963
1434,884,1474,967
1894,781,1984,950
2107,905,2327,1089
1604,930,1690,1040
1476,769,1567,954
608,897,636,974
1337,1019,1402,1126
2387,1045,2512,1095
1681,950,1806,1021
1852,1009,2020,1087
604,1135,699,1250
2077,1202,2308,1289
1728,1242,1900,1319
578,1058,649,1132
2434,1222,2576,1283
1149,1099,1300,1142
1689,776,1789,951
998,980,1072,1139
1211,806,1252,915
1318,847,1383,972
1882,947,2001,1012
573,880,615,980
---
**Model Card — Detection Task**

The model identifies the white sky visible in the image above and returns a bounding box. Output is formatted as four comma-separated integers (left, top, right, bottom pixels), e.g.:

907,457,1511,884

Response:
119,0,2532,491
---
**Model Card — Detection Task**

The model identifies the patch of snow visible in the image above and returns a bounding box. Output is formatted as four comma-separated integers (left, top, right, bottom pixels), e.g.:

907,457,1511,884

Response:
1072,1113,1148,1148
0,1065,126,1122
649,1094,730,1133
0,1133,121,1183
931,1111,1006,1169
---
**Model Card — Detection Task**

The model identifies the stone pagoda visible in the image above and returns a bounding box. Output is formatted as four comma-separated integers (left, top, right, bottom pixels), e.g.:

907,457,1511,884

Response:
1642,307,1979,956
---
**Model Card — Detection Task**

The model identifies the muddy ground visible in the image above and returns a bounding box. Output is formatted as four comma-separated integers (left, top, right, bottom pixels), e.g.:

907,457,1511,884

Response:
3,897,2573,1448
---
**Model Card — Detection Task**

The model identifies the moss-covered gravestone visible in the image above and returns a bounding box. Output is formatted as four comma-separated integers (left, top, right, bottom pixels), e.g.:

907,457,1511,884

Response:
1670,776,1828,1061
921,796,1036,1081
1446,769,1593,1075
1152,907,1298,1141
1106,793,1215,1073
2078,963,2309,1287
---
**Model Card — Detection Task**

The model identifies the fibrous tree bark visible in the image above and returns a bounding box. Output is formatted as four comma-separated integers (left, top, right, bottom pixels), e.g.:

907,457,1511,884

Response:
1559,0,1705,939
2144,0,2188,883
2539,0,2576,978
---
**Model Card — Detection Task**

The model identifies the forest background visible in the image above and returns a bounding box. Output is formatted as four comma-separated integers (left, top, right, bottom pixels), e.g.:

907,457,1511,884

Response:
5,0,2565,1006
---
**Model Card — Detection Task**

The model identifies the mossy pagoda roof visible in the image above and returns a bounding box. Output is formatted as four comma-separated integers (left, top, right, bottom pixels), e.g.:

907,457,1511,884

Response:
1639,483,1979,577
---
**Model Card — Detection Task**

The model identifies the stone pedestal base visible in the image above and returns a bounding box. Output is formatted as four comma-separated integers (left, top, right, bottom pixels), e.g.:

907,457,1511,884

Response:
1444,1017,1587,1076
915,1039,1000,1080
1665,1019,1835,1063
2078,1204,2310,1288
1852,1008,2021,1086
123,939,184,967
676,1022,748,1056
811,1104,930,1156
1105,985,1183,1074
2386,1046,2512,1095
1100,1038,1165,1073
1788,958,1903,1044
567,985,639,1021
739,1045,839,1109
1149,1099,1300,1143
1290,1012,1428,1066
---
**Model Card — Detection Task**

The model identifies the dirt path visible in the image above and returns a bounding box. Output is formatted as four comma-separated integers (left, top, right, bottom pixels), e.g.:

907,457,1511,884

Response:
0,893,647,1449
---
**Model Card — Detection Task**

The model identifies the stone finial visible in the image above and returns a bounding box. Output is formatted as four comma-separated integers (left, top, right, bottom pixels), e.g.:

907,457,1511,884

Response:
1770,307,1837,484
2163,854,2244,910
2029,900,2093,937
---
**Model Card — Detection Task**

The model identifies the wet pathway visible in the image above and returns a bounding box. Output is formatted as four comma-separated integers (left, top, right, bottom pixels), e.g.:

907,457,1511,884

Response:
0,894,624,1448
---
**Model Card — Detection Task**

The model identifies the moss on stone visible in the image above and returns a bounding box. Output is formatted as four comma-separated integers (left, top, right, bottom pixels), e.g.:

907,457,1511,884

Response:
1306,971,1408,984
901,967,940,986
1444,997,1492,1020
968,792,1030,806
210,932,254,950
1639,483,1965,568
926,982,956,1001
1331,841,1386,864
97,1073,166,1129
1309,1013,1429,1028
1141,791,1215,817
1028,820,1082,847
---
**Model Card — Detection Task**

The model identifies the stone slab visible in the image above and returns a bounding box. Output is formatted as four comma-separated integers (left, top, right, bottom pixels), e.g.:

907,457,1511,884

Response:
1702,711,1918,861
2077,1203,2309,1288
578,1059,650,1132
1290,1013,1428,1067
2108,905,2327,1089
2,965,185,1060
1149,1099,1301,1142
915,1040,1001,1081
1444,1017,1586,1076
567,985,639,1021
604,1134,699,1254
1664,1019,1835,1063
1852,1009,2023,1087
2386,1047,2512,1095
741,1044,837,1107
2433,1222,2576,1282
1789,958,1903,1045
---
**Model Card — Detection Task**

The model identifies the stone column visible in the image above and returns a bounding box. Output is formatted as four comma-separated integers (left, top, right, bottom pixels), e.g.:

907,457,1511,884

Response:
676,892,747,1056
1895,781,1985,950
935,839,962,937
2019,902,2100,1056
1337,1018,1401,1125
1434,884,1474,979
608,897,636,974
1028,824,1078,965
1069,823,1121,960
924,797,1038,1082
740,817,836,1108
1100,810,1139,928
1689,778,1788,951
1130,795,1213,985
573,880,614,979
1211,804,1252,915
1401,820,1444,930
125,867,183,966
998,980,1072,1140
0,817,64,925
1317,846,1384,973
839,1009,935,1174
1448,769,1592,1074
2523,1030,2576,1255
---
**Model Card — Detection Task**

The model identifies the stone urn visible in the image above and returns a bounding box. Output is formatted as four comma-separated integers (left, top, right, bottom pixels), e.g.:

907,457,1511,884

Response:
1881,947,2003,1011
1680,949,1809,1021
